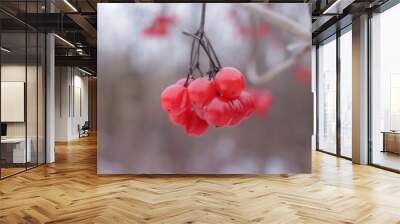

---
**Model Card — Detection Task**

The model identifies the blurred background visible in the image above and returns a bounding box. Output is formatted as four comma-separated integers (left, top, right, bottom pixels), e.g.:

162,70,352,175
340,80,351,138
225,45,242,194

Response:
98,3,313,174
100,3,311,84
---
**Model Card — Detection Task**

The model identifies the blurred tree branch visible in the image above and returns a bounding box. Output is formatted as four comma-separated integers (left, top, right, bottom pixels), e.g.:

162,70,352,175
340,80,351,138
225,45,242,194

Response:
242,3,311,84
247,44,310,84
239,4,311,42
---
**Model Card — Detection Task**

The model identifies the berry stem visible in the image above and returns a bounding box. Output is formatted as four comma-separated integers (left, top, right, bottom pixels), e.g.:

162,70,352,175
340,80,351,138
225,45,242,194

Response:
185,33,197,86
203,34,222,69
183,3,223,83
200,3,206,33
182,31,218,71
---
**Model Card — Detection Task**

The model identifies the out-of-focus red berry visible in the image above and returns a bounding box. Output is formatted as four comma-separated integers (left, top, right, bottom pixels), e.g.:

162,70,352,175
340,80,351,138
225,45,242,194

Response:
294,65,311,86
160,84,190,115
155,15,176,25
188,77,216,107
249,89,273,117
215,67,245,100
253,24,270,38
143,26,168,37
143,15,176,37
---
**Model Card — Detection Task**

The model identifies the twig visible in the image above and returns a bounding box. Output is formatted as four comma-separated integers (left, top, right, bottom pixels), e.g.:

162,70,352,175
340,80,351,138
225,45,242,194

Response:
184,3,222,82
239,4,311,41
203,34,222,69
247,45,311,84
182,31,218,72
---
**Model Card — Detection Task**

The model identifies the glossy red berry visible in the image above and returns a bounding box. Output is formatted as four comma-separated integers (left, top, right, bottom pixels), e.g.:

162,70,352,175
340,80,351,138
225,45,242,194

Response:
204,96,232,127
238,91,255,117
227,99,245,127
215,67,245,99
168,109,190,127
160,84,190,115
188,77,216,107
184,111,208,136
192,105,206,120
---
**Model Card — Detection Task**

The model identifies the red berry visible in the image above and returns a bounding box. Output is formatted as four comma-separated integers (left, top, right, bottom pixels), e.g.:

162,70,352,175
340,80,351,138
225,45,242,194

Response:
215,67,245,99
238,91,255,117
143,25,168,37
188,77,216,107
155,15,176,26
184,111,208,136
143,15,175,38
204,96,232,127
250,89,273,117
160,84,190,115
294,66,311,86
192,105,206,120
227,99,245,127
168,109,190,126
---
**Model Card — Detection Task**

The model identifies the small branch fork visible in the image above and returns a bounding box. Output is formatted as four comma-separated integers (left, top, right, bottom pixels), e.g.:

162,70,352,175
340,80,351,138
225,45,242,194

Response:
247,44,311,84
183,3,222,86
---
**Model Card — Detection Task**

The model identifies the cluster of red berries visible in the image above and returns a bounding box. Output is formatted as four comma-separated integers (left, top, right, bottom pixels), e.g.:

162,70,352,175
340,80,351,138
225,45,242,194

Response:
160,67,273,136
143,14,176,37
